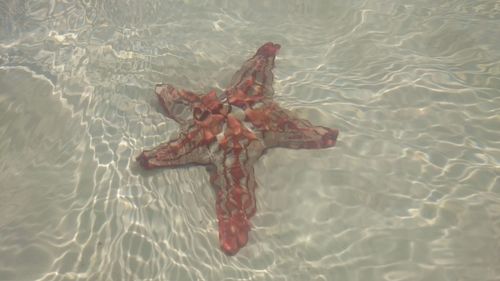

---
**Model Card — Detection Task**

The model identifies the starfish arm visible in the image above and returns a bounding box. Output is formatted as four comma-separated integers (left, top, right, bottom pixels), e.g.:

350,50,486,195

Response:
207,140,263,255
263,122,338,149
226,42,281,103
136,124,211,169
247,104,339,149
155,84,200,125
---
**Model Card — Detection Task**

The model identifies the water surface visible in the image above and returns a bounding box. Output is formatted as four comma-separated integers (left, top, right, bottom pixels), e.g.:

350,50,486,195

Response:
1,1,499,280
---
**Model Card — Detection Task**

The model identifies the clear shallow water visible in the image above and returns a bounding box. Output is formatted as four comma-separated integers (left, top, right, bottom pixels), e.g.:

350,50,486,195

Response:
1,0,499,280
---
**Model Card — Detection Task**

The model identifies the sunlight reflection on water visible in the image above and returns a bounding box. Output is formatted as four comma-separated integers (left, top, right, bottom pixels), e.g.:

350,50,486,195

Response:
0,0,499,280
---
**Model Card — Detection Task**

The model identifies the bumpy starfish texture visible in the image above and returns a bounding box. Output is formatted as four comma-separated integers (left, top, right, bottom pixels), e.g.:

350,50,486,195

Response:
137,42,339,255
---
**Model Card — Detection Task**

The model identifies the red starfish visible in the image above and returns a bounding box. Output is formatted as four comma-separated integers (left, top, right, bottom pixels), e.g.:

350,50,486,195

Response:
137,42,339,255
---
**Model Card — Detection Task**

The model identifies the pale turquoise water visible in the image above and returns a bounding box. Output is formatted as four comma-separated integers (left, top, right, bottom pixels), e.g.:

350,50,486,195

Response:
1,1,500,280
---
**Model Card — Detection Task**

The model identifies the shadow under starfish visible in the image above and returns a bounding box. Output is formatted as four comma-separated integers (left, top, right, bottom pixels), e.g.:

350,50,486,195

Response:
137,42,339,255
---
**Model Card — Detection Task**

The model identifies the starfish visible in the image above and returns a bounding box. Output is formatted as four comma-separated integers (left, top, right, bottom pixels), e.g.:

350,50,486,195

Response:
137,42,339,255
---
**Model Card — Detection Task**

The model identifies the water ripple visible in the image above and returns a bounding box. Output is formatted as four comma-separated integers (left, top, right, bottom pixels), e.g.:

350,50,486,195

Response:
1,0,500,280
